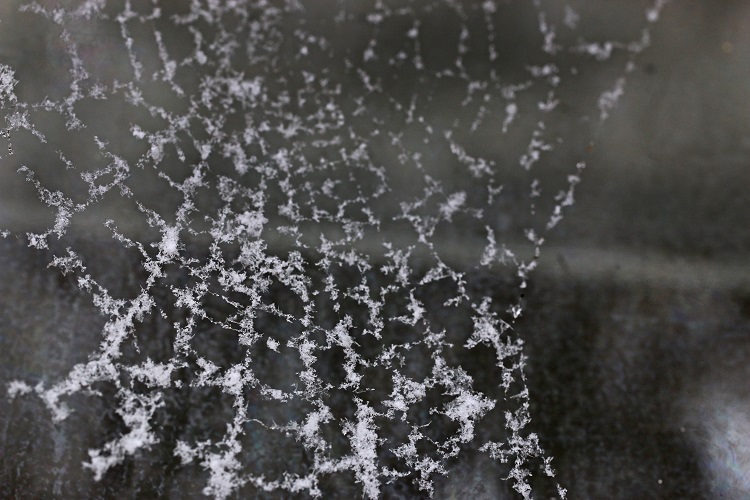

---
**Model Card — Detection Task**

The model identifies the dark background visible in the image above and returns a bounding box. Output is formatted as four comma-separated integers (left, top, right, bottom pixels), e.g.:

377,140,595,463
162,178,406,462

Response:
1,1,749,498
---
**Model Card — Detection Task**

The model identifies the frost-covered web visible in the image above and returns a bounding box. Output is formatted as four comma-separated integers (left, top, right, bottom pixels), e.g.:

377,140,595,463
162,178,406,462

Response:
1,0,665,497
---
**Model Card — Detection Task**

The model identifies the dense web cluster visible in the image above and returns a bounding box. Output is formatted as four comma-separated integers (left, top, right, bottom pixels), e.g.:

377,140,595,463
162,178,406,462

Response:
2,0,666,497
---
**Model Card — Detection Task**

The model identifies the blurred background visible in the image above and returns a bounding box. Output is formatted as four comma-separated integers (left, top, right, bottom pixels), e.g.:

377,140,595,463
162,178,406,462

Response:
0,0,749,498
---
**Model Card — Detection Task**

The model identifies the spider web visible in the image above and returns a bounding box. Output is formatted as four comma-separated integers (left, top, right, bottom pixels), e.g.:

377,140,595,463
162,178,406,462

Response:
1,0,666,497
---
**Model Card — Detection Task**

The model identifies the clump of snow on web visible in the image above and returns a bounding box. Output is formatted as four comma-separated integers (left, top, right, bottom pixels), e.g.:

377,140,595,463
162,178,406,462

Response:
2,0,667,498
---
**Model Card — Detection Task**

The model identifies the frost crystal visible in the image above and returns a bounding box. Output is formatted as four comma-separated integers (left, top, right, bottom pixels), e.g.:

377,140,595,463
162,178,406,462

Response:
1,1,665,497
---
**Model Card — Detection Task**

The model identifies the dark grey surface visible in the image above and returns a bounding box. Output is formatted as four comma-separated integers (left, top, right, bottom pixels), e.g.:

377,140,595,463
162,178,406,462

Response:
1,1,750,498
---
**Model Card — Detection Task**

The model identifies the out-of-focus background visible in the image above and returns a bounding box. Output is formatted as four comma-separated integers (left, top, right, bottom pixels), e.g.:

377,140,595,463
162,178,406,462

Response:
0,0,749,498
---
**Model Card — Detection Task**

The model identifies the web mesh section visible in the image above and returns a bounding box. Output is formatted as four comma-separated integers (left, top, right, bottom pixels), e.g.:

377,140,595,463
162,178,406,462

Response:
1,0,666,497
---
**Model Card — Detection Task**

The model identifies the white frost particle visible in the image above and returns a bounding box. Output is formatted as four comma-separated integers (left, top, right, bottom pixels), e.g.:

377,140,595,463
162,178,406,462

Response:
237,210,266,238
7,380,32,398
131,125,145,139
149,142,164,163
503,102,518,133
343,401,381,499
222,366,244,396
444,391,495,442
128,359,174,388
0,64,18,106
598,77,626,120
160,226,180,257
646,0,669,23
267,338,279,351
439,192,466,222
576,41,614,61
